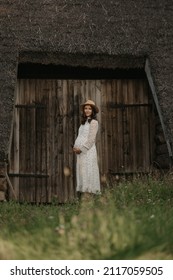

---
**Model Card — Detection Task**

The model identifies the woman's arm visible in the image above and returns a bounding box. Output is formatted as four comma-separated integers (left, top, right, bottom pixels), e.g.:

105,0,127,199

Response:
80,120,98,153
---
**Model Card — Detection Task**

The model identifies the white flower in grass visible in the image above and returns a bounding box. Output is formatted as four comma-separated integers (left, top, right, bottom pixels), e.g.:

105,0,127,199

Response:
150,214,155,219
55,225,65,235
48,215,54,220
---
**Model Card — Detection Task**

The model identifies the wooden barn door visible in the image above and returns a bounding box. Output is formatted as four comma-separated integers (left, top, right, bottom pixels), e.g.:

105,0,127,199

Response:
9,79,102,203
9,80,50,203
9,78,153,203
100,79,153,175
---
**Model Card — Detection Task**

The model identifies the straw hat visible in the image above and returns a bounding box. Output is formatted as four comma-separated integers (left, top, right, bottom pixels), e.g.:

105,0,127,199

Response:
80,100,99,113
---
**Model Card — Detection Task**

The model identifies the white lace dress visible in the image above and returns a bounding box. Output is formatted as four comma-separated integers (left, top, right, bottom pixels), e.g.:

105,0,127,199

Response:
74,119,101,194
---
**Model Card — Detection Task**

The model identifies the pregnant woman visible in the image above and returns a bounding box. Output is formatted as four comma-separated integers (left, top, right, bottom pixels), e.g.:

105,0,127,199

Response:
73,100,101,196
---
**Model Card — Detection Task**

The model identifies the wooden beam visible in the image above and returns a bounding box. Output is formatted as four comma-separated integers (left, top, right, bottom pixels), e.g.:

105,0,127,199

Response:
5,171,17,200
8,173,49,178
145,59,173,161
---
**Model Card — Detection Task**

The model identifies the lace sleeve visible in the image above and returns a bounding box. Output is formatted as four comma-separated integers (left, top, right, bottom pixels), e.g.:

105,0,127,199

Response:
80,120,98,153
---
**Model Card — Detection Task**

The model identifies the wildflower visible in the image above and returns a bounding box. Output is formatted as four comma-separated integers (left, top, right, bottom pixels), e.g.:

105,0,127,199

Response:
55,225,65,235
150,214,155,219
48,215,54,220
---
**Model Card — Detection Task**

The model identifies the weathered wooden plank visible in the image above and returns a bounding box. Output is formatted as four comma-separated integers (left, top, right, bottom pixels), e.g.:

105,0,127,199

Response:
116,80,124,172
107,80,112,172
47,79,54,202
25,79,33,201
95,80,101,175
40,80,47,203
42,81,50,202
68,80,75,201
49,79,56,202
101,80,108,175
85,80,89,100
19,80,27,201
12,80,20,200
61,80,68,202
56,80,64,202
72,80,79,195
34,80,41,203
110,80,115,171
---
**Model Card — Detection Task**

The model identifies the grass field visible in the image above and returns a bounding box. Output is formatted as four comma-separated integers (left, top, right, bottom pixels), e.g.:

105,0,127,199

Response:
0,175,173,260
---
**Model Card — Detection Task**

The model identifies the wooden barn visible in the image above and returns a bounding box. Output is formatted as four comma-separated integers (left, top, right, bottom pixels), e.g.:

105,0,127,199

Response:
0,0,173,203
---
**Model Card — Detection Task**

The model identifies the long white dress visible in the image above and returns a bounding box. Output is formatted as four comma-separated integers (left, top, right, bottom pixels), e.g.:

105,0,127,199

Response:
74,119,100,194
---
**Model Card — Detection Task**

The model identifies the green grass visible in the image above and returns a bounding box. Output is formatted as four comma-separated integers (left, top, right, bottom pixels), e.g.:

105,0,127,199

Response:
0,176,173,260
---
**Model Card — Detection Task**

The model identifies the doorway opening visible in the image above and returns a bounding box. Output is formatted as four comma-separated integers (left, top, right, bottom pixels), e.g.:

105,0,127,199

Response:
8,63,164,203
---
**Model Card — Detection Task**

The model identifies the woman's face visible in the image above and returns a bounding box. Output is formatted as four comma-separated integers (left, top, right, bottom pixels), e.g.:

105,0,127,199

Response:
84,105,93,117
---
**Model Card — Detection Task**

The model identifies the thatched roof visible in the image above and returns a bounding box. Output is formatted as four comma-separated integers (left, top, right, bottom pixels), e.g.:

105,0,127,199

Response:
1,0,171,57
0,0,173,161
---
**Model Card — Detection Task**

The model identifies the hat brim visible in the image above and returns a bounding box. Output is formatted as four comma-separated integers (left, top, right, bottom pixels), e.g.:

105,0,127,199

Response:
80,103,99,113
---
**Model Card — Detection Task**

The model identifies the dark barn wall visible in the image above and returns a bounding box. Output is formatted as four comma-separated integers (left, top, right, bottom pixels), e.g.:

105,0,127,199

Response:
0,1,173,182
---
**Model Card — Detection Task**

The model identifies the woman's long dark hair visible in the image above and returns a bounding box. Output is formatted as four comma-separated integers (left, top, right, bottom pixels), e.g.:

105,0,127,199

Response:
81,107,97,124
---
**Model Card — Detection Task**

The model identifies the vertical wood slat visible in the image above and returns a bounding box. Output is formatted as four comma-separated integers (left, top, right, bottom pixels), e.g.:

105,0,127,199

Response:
29,80,36,202
56,80,63,202
107,80,113,173
95,80,101,174
50,79,56,202
116,80,124,172
126,80,134,172
35,80,45,203
122,80,128,171
62,80,68,202
68,80,75,201
48,80,54,202
19,81,26,201
13,80,20,200
117,80,124,172
100,80,108,175
34,80,40,203
25,80,31,201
